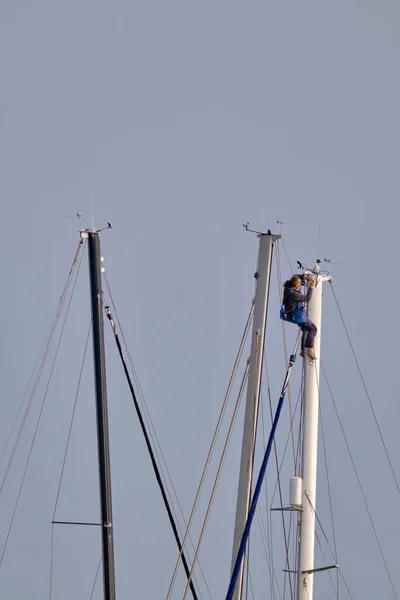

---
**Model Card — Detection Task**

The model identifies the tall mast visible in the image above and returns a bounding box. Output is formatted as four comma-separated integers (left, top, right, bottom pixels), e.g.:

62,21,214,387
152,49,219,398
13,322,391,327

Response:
297,267,331,600
83,230,116,600
230,232,279,600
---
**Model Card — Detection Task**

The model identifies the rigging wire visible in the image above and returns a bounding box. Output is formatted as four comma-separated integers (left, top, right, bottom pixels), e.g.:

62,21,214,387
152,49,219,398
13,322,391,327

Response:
262,383,293,600
245,549,256,600
274,239,308,595
102,281,212,598
321,361,398,600
262,371,304,600
304,492,338,572
257,512,283,600
274,241,366,598
294,388,304,599
89,555,102,600
52,321,92,517
280,237,294,274
259,508,284,600
104,276,216,598
274,248,300,594
284,513,295,600
315,223,322,261
165,305,253,599
289,510,296,599
103,274,171,474
262,378,303,600
0,318,55,468
245,548,249,600
259,388,295,600
317,371,340,598
259,400,278,600
239,329,265,600
268,383,303,509
267,236,303,599
104,306,200,600
296,347,352,600
226,338,300,600
256,511,278,600
313,529,338,599
306,490,355,600
0,240,84,500
0,241,86,570
102,274,211,598
244,535,250,600
264,359,297,600
181,364,250,600
304,358,341,597
276,241,297,474
49,321,92,600
250,365,303,598
329,281,400,499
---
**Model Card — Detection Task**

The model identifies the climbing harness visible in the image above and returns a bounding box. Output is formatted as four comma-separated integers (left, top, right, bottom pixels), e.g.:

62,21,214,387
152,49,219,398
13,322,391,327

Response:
280,301,307,326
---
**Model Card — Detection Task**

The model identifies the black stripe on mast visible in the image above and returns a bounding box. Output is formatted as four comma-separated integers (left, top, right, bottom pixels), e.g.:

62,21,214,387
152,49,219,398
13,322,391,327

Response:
105,306,199,600
87,231,116,600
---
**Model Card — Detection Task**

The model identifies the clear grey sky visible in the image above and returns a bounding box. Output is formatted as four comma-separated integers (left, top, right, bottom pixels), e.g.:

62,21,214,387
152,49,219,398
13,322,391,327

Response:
1,1,400,598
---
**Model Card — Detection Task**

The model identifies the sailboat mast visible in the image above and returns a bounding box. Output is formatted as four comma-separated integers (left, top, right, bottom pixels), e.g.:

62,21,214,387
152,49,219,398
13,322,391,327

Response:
296,268,330,600
86,230,116,600
230,232,279,600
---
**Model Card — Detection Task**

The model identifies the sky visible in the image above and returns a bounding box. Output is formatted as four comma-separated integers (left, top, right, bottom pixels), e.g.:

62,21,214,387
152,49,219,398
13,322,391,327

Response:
1,1,400,598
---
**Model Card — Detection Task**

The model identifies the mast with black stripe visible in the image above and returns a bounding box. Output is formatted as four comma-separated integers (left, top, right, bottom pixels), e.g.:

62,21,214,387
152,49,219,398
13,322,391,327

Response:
81,228,116,600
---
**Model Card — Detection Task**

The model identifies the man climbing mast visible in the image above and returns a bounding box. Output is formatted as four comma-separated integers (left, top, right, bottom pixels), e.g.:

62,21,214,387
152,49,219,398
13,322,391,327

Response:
281,274,317,360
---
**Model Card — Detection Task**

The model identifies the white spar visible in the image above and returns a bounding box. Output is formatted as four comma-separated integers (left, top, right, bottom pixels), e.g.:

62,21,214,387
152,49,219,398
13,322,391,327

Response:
230,232,279,600
297,268,331,600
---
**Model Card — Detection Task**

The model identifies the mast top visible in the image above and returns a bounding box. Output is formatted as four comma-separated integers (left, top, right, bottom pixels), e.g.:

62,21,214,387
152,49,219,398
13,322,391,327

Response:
296,259,332,282
80,222,112,240
243,222,281,239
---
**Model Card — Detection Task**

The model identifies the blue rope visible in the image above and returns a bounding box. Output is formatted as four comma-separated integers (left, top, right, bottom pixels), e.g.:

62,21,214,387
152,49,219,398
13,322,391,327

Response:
225,356,296,600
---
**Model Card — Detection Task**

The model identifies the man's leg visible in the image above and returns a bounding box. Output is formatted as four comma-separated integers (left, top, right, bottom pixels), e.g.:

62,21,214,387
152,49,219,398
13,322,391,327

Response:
300,319,317,359
304,319,317,348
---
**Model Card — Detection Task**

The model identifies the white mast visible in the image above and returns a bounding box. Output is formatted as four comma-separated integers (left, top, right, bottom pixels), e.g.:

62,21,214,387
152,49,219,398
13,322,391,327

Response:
230,232,279,600
297,266,331,600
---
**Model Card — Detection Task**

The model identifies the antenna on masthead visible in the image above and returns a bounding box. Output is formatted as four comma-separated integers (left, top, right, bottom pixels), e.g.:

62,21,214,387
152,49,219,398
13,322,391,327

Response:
98,222,112,232
243,222,273,235
89,188,95,232
277,220,290,234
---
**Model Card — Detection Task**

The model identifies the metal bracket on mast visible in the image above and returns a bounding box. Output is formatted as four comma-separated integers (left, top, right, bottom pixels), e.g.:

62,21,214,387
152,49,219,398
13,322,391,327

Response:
52,521,101,526
243,222,281,240
271,506,303,512
302,564,339,575
283,564,339,575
